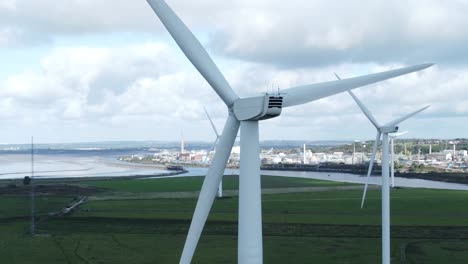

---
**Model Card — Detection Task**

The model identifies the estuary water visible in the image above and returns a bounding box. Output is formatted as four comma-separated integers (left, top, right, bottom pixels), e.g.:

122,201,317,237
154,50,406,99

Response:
0,154,169,179
1,153,467,191
158,167,468,191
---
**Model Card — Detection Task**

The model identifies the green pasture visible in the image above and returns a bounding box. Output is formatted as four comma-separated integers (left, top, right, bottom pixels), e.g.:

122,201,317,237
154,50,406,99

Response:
0,175,467,264
81,175,352,193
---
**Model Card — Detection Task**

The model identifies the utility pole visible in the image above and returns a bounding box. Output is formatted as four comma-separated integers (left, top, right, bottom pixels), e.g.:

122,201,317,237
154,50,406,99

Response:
30,136,35,235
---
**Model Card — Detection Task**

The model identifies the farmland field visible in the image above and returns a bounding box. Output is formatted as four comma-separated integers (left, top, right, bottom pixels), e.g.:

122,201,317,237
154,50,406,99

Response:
1,175,467,263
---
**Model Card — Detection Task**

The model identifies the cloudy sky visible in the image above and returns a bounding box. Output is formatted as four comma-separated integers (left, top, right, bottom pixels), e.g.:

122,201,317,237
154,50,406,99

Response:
1,0,467,144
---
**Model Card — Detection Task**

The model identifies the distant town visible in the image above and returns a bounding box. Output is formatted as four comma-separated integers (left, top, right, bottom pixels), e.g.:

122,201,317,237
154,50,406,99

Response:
120,138,468,172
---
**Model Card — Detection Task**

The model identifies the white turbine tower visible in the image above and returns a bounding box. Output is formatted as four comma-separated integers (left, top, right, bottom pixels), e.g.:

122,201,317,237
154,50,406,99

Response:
354,99,428,264
146,1,433,263
389,131,408,188
203,107,223,198
336,73,429,264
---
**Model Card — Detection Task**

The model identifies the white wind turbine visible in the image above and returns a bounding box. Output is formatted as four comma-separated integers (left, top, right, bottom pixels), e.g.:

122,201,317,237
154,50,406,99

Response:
389,131,408,188
336,72,429,264
146,1,433,263
203,107,223,198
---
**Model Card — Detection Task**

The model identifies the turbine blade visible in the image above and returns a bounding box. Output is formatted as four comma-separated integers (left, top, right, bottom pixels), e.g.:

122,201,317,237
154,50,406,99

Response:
147,0,239,106
348,90,380,129
204,137,219,163
334,72,342,80
390,131,408,138
335,73,379,129
282,63,433,107
203,137,217,164
335,73,380,128
204,107,220,137
213,137,219,151
384,105,430,127
361,131,381,208
180,114,240,263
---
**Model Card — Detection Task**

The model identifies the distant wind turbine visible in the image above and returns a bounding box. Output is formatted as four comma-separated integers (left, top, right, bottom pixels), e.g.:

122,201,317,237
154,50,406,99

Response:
336,73,429,264
146,1,433,262
203,107,223,198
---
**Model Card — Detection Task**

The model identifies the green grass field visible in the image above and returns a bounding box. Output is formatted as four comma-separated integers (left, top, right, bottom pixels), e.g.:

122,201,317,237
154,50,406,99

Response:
1,175,467,263
0,196,74,219
81,175,352,193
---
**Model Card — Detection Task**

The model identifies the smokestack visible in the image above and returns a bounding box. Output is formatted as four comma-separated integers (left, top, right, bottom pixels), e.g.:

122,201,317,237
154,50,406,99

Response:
429,144,432,154
353,141,356,165
303,144,306,164
181,131,185,154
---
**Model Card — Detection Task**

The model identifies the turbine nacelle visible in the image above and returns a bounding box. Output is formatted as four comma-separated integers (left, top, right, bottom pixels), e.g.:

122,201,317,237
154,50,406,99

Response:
379,125,399,134
233,95,283,121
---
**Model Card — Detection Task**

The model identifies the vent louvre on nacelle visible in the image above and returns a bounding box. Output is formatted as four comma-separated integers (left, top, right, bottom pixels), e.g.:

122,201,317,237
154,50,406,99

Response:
268,96,283,108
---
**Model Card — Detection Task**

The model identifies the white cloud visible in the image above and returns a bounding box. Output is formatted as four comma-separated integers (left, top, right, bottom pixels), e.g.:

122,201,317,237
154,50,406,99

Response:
0,0,16,10
1,39,466,143
2,0,468,67
0,0,467,142
207,0,468,66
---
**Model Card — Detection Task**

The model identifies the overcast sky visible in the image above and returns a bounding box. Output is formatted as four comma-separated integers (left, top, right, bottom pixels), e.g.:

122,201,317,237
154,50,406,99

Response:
1,0,467,144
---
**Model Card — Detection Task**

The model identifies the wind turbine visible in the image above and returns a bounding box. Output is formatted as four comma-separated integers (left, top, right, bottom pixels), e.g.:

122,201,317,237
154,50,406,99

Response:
146,1,433,263
335,74,429,264
203,107,223,198
389,131,408,188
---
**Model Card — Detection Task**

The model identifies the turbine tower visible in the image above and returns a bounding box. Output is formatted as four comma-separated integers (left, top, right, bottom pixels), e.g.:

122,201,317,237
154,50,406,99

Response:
389,131,408,188
204,107,223,198
336,72,429,264
146,1,433,263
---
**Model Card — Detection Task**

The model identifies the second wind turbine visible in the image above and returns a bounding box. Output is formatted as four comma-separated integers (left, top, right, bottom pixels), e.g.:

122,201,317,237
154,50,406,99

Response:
336,73,429,264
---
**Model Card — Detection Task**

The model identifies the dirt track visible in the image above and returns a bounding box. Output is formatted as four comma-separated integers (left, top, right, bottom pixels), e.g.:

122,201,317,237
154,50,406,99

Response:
89,185,379,201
